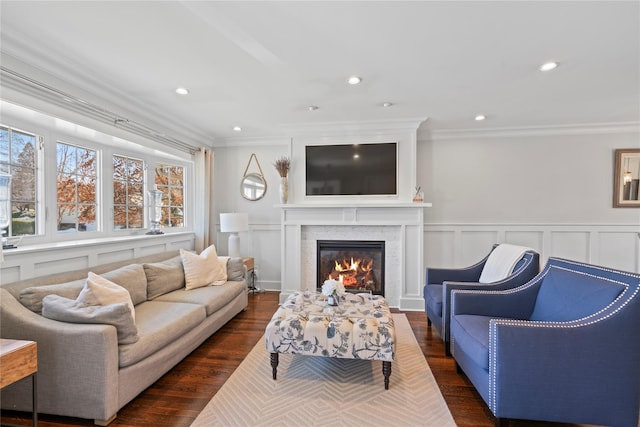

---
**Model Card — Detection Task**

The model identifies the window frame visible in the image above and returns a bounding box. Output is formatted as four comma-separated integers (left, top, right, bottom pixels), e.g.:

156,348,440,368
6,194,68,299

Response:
0,105,193,247
155,163,186,229
0,124,42,239
55,140,99,234
112,153,145,231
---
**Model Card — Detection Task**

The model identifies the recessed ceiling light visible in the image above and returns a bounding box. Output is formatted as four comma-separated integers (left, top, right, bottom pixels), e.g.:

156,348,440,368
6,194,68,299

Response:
475,115,486,121
353,153,360,159
382,102,393,107
233,126,242,132
175,87,190,95
539,62,558,72
347,76,362,85
307,105,319,111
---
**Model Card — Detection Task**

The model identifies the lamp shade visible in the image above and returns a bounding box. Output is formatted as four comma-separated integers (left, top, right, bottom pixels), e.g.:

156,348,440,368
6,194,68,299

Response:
220,213,248,233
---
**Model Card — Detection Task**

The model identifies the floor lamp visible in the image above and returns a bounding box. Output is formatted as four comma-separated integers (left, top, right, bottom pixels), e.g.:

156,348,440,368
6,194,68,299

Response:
220,212,248,258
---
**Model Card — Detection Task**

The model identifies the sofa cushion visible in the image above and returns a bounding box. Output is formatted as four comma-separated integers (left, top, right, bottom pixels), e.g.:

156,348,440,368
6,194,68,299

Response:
424,284,443,316
143,256,185,300
180,245,227,290
19,279,85,313
77,272,136,320
118,300,206,368
154,280,246,316
42,294,138,344
450,314,494,370
101,264,148,306
529,267,626,322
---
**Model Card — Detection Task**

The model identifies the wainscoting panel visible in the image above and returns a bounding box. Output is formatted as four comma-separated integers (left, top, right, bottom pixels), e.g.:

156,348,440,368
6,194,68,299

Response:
1,266,20,284
424,231,455,267
424,224,640,274
550,231,590,263
97,248,136,266
598,231,639,272
404,224,424,298
459,231,499,266
34,255,89,277
504,231,544,253
245,224,282,292
1,232,195,283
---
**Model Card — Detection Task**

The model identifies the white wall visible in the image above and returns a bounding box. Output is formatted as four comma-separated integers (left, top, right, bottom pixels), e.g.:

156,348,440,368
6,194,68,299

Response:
212,140,289,291
213,124,640,293
12,123,634,286
418,126,640,271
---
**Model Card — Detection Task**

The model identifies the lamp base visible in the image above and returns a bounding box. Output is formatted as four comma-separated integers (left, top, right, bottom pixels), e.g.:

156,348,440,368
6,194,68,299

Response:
228,233,241,258
146,230,164,235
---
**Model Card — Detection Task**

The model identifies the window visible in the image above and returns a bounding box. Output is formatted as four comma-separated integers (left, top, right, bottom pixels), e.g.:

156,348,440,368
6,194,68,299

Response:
155,164,184,227
113,155,144,229
56,142,97,232
0,125,38,236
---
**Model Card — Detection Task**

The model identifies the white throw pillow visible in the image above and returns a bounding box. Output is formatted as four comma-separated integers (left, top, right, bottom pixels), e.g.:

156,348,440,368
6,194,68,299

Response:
77,272,136,320
180,245,227,290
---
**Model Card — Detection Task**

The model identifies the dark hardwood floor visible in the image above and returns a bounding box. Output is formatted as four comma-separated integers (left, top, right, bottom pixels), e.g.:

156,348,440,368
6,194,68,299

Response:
1,292,590,427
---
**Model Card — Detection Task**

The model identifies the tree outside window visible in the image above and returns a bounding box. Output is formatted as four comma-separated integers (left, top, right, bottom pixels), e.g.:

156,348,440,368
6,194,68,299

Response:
155,164,184,227
113,155,144,229
0,126,37,236
56,142,97,232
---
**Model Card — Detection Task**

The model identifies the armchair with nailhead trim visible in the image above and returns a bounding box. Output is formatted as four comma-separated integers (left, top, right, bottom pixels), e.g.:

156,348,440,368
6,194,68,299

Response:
450,257,640,427
424,244,540,355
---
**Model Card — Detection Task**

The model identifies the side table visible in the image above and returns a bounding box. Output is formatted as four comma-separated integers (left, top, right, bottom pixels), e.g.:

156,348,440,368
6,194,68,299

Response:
242,257,261,293
1,339,38,427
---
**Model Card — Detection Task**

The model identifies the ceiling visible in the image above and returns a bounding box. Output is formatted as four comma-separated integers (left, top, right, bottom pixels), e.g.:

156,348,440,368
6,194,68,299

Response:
1,1,638,146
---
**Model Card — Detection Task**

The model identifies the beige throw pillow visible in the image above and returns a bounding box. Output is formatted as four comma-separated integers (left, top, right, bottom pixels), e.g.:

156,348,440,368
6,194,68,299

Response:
144,256,186,300
42,294,138,344
77,272,136,321
19,279,86,313
180,245,227,290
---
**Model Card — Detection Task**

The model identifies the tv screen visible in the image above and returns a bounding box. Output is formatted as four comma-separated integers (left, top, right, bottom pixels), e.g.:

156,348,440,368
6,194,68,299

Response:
305,142,397,196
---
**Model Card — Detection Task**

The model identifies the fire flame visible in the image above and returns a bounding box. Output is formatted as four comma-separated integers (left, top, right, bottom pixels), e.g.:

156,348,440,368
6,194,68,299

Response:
328,257,375,288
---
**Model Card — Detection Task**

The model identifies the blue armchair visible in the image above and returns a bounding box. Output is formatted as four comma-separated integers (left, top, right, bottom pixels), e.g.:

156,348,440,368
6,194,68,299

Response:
424,244,540,355
450,257,640,427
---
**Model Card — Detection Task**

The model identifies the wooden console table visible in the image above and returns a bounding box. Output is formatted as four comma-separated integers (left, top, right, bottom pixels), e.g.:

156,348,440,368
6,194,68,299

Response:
1,339,37,426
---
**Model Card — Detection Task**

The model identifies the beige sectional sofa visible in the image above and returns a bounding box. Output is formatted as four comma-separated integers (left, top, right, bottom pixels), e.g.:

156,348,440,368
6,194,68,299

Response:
0,250,248,425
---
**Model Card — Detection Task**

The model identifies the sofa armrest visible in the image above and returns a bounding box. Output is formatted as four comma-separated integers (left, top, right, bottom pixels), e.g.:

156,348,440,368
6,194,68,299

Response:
489,316,639,423
0,288,120,421
451,285,539,319
226,257,247,281
426,264,483,285
441,281,491,339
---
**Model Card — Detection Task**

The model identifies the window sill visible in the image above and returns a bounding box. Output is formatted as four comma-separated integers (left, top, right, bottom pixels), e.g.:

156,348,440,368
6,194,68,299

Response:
2,231,195,257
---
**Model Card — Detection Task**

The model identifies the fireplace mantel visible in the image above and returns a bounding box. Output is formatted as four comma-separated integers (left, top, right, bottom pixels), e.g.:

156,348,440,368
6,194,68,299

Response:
279,203,431,310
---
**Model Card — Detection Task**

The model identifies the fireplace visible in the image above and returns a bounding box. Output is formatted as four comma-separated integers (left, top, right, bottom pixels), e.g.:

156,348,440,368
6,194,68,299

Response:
316,240,385,295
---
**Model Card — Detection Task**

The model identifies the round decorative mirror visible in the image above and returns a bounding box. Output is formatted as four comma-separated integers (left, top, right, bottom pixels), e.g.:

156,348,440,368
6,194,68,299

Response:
241,172,267,201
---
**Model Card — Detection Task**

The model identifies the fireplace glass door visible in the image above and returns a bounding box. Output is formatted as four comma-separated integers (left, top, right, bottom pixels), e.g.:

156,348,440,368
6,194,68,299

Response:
316,240,385,295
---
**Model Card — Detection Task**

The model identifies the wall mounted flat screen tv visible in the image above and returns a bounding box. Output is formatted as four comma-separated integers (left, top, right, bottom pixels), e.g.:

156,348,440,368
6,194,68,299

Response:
305,142,397,196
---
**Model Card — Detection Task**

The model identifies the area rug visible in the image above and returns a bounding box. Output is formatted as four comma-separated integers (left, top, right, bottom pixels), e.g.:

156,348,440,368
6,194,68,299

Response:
191,314,456,426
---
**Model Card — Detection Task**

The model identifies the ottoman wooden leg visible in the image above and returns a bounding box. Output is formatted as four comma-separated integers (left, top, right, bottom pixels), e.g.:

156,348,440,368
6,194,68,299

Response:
382,361,392,390
270,353,279,380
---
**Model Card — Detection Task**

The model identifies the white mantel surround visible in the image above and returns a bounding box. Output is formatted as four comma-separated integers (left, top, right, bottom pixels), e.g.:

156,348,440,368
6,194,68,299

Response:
280,203,432,310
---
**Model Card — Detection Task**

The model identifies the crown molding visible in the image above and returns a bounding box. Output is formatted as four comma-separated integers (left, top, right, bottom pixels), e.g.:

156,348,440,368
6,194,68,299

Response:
420,121,640,141
213,135,291,148
280,117,428,137
0,50,213,149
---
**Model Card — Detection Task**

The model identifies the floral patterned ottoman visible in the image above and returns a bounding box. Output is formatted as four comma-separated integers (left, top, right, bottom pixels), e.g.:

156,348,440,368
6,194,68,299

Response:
265,291,396,389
